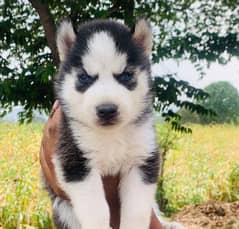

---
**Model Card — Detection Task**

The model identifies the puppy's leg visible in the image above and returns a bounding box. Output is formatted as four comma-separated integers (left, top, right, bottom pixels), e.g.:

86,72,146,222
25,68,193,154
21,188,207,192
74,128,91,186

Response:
52,197,81,229
119,152,159,229
64,170,110,229
53,155,110,229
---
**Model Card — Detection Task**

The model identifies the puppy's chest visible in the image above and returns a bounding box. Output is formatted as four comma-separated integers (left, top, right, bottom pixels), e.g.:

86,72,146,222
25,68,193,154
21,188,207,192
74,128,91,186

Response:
74,126,155,175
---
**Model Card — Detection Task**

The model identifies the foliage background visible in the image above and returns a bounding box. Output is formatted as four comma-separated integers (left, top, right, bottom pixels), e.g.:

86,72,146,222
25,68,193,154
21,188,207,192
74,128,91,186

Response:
0,0,239,126
179,81,239,124
200,81,239,124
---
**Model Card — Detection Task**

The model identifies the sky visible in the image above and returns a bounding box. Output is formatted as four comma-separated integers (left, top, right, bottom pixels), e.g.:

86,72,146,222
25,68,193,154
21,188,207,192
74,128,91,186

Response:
152,57,239,91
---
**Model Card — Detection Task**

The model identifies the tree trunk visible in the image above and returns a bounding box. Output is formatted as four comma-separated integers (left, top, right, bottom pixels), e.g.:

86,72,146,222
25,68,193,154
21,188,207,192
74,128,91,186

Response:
29,0,60,66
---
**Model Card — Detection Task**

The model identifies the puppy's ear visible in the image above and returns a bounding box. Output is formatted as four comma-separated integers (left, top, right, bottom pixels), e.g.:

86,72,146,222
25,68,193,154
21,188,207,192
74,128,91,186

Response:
56,20,76,62
132,19,153,57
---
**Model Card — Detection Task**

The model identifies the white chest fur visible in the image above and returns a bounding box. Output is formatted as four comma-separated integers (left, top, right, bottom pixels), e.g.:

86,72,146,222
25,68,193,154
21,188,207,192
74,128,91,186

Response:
70,119,156,176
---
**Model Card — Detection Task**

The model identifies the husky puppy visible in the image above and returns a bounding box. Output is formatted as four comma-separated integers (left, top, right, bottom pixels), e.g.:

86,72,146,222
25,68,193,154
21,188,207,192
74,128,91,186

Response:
51,19,159,229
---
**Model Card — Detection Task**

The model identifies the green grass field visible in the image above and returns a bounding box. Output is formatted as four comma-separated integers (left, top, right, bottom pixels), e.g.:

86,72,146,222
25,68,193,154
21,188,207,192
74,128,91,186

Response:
157,124,239,214
0,122,239,228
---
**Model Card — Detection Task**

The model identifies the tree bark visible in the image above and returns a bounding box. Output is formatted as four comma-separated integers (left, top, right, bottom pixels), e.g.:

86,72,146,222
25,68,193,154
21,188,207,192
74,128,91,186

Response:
29,0,60,66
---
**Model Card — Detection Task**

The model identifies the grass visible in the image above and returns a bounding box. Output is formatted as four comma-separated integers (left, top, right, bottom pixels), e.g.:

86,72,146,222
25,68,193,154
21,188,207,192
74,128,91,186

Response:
0,122,239,227
157,123,239,214
0,122,53,229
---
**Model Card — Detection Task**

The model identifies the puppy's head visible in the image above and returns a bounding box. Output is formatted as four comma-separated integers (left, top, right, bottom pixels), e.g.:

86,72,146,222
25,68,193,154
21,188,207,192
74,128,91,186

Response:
55,19,153,129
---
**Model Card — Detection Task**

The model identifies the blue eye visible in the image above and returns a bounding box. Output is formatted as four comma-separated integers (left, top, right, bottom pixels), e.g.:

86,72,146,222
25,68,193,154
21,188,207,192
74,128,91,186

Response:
75,73,97,92
117,72,133,83
114,71,137,90
78,73,92,84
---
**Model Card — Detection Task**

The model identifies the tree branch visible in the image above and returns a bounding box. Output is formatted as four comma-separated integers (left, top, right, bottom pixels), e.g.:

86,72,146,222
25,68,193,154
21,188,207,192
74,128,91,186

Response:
29,0,60,66
108,0,134,26
123,0,135,27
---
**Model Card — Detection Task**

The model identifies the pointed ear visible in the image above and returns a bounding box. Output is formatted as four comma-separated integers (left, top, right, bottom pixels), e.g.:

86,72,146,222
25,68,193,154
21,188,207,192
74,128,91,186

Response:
56,20,76,62
132,19,153,57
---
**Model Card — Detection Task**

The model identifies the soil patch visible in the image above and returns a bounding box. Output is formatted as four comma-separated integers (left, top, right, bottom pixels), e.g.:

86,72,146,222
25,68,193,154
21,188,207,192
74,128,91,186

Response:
173,201,239,229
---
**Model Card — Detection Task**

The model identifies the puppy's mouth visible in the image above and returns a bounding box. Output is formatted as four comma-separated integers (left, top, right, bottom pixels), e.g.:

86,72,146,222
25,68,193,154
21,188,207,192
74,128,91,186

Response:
97,117,119,126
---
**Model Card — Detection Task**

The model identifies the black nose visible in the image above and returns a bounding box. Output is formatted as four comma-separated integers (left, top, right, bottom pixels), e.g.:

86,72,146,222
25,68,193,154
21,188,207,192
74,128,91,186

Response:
96,104,118,120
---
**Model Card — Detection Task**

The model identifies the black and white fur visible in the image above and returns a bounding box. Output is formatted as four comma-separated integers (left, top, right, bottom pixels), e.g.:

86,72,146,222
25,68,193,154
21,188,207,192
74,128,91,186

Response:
51,19,159,229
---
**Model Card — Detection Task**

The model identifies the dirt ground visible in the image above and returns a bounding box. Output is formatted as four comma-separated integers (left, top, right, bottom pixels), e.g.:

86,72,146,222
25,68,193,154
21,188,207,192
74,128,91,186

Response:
172,201,239,229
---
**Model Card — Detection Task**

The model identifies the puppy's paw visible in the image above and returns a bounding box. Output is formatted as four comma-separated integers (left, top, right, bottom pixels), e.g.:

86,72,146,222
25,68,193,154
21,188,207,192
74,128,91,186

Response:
75,199,110,229
161,221,186,229
80,215,110,229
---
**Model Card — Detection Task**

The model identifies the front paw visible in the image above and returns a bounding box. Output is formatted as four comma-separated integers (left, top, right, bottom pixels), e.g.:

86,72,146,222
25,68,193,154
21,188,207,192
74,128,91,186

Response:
120,215,151,229
75,204,110,229
80,216,110,229
161,221,186,229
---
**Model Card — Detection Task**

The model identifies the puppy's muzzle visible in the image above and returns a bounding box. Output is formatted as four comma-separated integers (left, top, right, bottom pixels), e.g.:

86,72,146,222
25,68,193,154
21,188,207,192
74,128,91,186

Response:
96,103,119,126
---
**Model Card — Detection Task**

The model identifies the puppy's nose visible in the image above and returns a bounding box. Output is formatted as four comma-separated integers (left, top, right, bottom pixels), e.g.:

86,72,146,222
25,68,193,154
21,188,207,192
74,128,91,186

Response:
96,104,118,120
